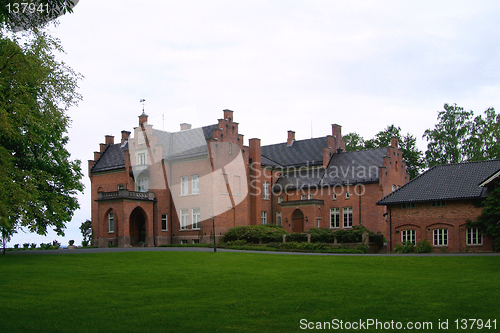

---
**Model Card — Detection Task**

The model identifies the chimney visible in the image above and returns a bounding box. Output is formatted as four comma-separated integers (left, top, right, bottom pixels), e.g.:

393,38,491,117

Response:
223,109,234,122
287,130,295,146
139,112,148,126
105,135,114,145
331,124,346,152
180,123,192,131
121,131,131,145
391,137,398,148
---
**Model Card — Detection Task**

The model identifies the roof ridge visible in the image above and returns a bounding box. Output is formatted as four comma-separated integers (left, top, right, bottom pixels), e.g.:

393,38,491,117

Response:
261,136,327,148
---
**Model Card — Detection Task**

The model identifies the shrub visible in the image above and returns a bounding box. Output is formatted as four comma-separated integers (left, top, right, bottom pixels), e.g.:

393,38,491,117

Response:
23,243,30,249
356,244,369,253
68,240,75,246
30,243,36,249
305,228,336,243
52,240,61,249
393,241,415,253
39,243,46,249
287,233,308,243
43,243,52,250
222,224,288,244
415,239,433,253
13,244,19,249
82,240,89,247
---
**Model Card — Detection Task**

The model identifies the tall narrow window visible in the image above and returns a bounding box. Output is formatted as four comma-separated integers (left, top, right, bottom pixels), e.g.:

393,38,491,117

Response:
180,209,189,230
229,143,232,154
276,211,282,226
467,228,483,245
138,153,146,165
137,178,148,192
233,175,241,195
108,212,114,233
343,207,353,228
261,211,267,225
278,196,283,203
433,229,448,246
161,214,168,231
263,182,269,199
308,194,314,199
401,229,416,244
192,208,201,229
192,175,200,194
181,176,189,196
330,208,340,228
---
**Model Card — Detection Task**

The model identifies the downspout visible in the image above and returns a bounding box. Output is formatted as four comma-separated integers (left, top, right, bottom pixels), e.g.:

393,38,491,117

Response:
388,206,392,252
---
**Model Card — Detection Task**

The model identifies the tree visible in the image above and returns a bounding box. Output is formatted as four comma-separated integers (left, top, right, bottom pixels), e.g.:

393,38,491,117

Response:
423,103,500,168
342,132,365,151
469,185,500,251
0,29,83,242
80,219,92,244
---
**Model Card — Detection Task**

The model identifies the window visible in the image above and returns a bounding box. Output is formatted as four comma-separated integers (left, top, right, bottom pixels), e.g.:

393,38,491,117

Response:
301,194,307,200
392,184,396,192
261,211,267,225
161,214,168,231
192,208,201,229
229,143,232,154
180,240,188,245
433,229,448,246
180,209,189,230
308,194,314,199
345,192,350,199
332,193,337,200
192,175,200,194
108,212,114,233
401,203,415,209
467,228,483,245
401,229,416,244
263,182,269,199
193,239,200,244
181,176,189,196
233,175,241,195
117,184,124,190
343,207,353,228
278,196,283,203
276,211,282,226
431,200,446,207
137,177,148,192
138,153,146,165
330,208,340,228
220,173,228,194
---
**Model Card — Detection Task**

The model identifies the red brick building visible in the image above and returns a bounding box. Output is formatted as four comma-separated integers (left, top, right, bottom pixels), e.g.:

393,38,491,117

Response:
377,160,500,252
89,110,409,247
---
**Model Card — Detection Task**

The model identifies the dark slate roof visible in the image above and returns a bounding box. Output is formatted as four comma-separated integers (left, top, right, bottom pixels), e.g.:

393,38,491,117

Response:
261,155,283,168
261,137,328,167
377,160,500,205
273,147,388,190
91,143,126,173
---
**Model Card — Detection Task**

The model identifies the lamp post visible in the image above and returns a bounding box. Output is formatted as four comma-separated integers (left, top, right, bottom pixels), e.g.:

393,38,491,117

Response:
212,215,217,252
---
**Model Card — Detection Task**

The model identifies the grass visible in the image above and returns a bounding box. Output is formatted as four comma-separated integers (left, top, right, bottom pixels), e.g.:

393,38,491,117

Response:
0,252,499,332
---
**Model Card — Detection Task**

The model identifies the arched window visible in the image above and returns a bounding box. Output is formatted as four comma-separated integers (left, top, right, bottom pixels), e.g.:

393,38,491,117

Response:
108,211,114,233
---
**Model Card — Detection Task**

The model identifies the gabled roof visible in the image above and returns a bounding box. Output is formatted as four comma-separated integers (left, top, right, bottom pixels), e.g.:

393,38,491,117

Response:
91,143,126,173
377,160,500,205
261,137,328,167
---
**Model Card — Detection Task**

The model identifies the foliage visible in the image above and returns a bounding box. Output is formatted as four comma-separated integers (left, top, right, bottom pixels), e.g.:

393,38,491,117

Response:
0,30,84,239
30,243,36,249
415,239,433,253
423,104,500,168
68,239,74,246
81,240,88,247
469,186,500,251
342,132,365,151
13,243,18,249
393,241,415,253
79,219,92,244
22,242,29,249
52,239,60,249
286,232,308,243
222,224,288,244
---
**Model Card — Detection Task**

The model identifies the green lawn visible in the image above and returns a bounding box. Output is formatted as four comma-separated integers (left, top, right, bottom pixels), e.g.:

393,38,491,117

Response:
0,252,499,332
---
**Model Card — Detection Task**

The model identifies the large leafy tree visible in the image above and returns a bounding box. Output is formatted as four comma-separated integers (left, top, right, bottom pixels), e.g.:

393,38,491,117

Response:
423,103,500,168
469,185,500,251
0,27,83,245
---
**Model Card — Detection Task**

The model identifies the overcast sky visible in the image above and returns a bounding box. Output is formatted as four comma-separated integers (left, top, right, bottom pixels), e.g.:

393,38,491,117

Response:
9,0,500,246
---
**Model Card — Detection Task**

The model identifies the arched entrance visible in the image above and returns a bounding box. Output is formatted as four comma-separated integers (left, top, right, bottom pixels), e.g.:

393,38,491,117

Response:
292,209,304,233
129,207,147,246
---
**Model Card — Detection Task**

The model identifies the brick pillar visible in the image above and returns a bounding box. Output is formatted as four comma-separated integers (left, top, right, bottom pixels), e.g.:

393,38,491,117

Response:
249,138,262,226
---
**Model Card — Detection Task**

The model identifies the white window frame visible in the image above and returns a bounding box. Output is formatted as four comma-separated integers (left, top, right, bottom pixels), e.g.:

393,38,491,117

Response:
308,193,314,199
301,194,307,200
345,192,350,199
278,196,283,203
343,207,353,228
181,176,189,196
192,175,200,194
401,229,416,244
108,211,114,233
192,208,201,229
332,193,337,200
467,228,483,245
161,214,168,231
330,208,340,228
261,211,267,225
433,229,448,246
136,177,148,192
180,209,189,230
180,240,188,245
276,211,282,226
228,143,232,154
263,182,269,199
138,153,146,165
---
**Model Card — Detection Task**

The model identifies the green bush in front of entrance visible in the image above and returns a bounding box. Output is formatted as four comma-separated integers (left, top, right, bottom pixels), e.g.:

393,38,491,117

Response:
222,224,288,243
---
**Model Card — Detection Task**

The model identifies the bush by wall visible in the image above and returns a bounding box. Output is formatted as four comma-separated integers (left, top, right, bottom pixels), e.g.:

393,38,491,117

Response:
222,224,288,244
415,239,433,253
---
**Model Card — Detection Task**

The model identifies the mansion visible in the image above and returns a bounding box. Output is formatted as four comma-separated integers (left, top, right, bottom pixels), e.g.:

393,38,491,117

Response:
88,110,409,248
